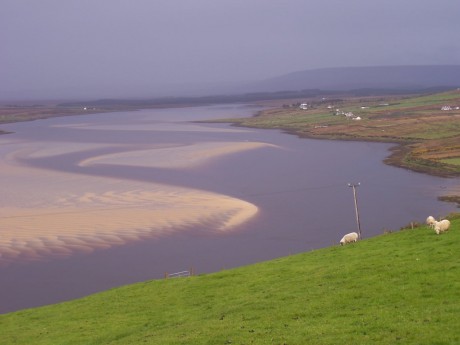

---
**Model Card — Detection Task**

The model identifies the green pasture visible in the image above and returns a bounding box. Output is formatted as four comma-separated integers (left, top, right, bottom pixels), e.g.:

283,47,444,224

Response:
1,215,459,344
372,91,460,110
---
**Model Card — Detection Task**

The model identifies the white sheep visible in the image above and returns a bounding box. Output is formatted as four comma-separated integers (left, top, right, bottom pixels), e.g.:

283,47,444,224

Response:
433,220,451,235
426,216,436,229
340,232,359,245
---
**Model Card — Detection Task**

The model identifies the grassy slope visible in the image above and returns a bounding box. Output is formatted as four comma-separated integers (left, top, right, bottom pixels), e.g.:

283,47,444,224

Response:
1,215,459,345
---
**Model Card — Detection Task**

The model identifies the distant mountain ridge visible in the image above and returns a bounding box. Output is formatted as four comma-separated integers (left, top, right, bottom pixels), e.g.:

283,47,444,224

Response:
6,65,460,103
54,65,460,106
57,65,460,106
244,65,460,92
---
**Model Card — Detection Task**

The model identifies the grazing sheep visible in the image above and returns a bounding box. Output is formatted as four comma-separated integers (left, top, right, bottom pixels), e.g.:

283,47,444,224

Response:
426,216,436,228
340,232,359,245
433,220,451,235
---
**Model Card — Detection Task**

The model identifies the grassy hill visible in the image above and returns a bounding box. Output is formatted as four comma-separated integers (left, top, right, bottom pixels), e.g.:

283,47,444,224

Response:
1,215,459,344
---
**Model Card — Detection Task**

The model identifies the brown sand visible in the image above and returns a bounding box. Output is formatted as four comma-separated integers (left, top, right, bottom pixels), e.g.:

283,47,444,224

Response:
0,140,274,265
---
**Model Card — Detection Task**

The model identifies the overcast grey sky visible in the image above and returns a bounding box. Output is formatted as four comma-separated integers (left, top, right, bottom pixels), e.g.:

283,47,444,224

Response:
1,0,460,100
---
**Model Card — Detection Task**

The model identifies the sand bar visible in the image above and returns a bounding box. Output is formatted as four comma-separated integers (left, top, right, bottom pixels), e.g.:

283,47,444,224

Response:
0,139,273,265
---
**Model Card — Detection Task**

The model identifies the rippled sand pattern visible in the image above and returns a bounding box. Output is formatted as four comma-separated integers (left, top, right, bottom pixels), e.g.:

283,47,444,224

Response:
0,140,265,265
80,142,276,168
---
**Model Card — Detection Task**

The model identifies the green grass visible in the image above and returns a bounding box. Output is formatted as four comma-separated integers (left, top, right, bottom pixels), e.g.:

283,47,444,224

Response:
1,215,459,344
441,158,460,166
377,91,460,109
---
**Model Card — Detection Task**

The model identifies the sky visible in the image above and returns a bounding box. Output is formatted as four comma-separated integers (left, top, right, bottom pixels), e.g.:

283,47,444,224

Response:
1,0,460,100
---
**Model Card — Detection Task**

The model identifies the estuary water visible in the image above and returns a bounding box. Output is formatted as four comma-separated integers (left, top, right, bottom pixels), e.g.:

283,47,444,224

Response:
0,104,458,313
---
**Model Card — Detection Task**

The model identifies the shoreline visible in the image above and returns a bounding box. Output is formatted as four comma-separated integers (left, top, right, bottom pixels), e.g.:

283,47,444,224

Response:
208,91,460,206
222,123,460,208
222,112,459,178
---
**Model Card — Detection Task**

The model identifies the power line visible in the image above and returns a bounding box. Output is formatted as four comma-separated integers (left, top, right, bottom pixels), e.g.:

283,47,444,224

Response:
241,183,344,198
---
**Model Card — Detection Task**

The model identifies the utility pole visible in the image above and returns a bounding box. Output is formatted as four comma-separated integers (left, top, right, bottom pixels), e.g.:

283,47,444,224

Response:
348,182,362,239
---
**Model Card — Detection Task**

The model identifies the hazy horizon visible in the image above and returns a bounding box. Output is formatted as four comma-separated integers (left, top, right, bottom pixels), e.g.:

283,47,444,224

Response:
2,1,460,101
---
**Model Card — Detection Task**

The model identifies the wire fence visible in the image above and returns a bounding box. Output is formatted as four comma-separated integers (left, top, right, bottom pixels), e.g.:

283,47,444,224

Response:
164,268,195,279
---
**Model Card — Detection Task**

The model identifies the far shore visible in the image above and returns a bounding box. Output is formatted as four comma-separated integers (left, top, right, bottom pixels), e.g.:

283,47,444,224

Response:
225,91,460,179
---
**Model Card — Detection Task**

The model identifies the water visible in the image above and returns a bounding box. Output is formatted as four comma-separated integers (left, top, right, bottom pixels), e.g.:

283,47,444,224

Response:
0,104,457,313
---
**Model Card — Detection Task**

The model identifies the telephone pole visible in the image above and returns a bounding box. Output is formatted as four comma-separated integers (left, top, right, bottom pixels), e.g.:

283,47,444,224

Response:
348,182,362,239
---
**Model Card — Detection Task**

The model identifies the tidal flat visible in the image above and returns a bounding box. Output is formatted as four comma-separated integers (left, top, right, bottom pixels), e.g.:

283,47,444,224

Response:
0,103,458,313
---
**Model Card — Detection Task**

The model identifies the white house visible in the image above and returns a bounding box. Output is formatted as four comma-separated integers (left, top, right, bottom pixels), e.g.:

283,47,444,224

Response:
299,103,308,110
441,106,452,111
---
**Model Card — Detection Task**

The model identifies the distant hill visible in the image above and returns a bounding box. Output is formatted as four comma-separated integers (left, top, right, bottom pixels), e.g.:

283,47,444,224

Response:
243,65,460,92
58,65,460,107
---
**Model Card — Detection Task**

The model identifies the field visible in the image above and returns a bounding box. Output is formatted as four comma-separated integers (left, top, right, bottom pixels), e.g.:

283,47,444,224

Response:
1,215,459,344
222,90,460,178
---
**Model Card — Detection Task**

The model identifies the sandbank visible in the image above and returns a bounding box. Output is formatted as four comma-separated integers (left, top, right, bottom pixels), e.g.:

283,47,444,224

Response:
0,139,274,265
